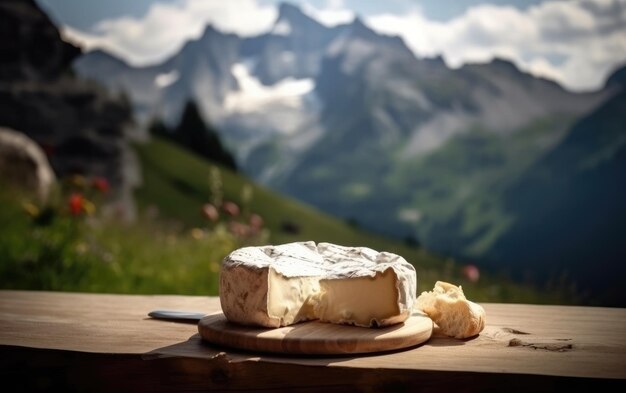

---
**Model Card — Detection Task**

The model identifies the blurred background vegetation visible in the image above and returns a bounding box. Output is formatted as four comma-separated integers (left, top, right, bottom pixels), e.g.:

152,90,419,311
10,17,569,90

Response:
0,134,578,304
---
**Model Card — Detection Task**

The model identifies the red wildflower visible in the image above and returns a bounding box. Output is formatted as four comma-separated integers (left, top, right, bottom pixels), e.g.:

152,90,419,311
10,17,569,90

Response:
92,177,110,193
68,193,84,216
462,264,480,283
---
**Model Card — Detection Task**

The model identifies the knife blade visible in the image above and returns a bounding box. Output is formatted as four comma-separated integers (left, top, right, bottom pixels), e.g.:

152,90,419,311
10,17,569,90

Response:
148,310,206,322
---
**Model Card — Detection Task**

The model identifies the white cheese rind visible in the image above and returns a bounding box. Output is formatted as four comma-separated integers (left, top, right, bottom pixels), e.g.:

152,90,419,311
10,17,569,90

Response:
219,241,417,328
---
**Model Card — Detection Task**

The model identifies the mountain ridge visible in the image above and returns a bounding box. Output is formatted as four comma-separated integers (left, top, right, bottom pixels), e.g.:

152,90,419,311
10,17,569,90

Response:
487,86,626,305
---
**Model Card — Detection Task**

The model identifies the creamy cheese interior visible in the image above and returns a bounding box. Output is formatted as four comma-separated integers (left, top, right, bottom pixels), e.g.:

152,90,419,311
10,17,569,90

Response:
267,268,321,326
316,269,401,327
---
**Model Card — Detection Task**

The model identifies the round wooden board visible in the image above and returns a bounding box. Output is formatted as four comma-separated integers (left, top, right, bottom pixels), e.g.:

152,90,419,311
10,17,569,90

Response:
198,311,433,355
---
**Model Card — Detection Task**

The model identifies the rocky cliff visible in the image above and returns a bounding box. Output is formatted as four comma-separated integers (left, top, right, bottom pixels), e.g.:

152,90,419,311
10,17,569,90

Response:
0,0,137,218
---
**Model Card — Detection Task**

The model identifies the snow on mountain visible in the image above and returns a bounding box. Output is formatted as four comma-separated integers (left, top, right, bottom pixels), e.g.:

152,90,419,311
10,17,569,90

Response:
272,20,292,36
224,63,314,118
154,70,180,88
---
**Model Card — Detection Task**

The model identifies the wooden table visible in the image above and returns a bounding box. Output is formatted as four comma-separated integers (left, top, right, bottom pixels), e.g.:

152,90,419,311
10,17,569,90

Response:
1,290,624,391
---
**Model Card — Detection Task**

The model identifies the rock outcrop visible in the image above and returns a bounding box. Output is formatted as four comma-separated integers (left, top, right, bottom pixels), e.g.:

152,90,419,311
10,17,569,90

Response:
0,0,137,219
0,127,55,202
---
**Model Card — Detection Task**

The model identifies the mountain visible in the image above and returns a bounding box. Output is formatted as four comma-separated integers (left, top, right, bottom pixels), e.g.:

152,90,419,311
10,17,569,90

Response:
73,2,624,303
73,5,413,164
71,49,165,119
269,23,610,242
486,72,626,305
74,25,241,126
241,2,338,84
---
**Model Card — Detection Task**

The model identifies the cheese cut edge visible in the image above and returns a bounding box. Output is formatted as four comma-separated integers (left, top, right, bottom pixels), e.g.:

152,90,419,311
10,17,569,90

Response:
316,268,410,327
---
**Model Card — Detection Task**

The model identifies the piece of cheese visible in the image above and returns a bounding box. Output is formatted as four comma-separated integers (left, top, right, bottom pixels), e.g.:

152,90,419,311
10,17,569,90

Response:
219,241,416,328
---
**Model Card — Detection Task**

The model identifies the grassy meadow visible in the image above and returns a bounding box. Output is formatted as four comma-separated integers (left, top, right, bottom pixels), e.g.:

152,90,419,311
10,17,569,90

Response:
0,137,578,304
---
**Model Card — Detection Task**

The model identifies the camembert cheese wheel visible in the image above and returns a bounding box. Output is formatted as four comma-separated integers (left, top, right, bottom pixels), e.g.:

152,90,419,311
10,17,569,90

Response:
219,241,417,328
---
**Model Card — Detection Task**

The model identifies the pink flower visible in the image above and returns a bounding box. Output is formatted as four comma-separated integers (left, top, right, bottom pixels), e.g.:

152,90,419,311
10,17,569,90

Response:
463,264,480,283
201,203,219,221
249,213,264,229
228,221,249,237
222,201,240,217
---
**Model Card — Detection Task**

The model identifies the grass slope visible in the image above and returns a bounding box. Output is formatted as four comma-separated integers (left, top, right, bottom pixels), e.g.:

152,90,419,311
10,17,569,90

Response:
0,136,574,303
135,137,438,258
132,137,574,303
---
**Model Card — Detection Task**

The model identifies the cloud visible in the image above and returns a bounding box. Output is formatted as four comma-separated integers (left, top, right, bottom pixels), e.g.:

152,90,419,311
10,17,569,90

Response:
300,0,355,27
61,0,625,91
62,0,277,66
224,63,315,114
367,0,626,91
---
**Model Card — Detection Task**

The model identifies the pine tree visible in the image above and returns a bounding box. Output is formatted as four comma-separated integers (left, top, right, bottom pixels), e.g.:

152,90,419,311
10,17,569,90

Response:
147,117,170,138
174,101,237,171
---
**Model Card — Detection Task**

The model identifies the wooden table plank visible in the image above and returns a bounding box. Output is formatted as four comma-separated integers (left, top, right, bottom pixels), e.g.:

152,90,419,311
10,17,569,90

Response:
1,290,625,391
0,290,215,353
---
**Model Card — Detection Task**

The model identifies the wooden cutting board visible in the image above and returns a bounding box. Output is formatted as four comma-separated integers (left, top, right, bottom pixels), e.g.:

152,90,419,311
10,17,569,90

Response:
198,311,433,355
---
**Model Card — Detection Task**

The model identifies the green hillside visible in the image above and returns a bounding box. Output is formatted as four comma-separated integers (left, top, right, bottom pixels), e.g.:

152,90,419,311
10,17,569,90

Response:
0,136,576,303
132,137,575,303
134,137,448,286
394,116,575,258
136,137,438,255
488,89,626,306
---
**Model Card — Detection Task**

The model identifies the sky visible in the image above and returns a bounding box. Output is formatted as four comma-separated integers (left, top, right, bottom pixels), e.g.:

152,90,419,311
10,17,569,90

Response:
37,0,626,92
